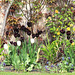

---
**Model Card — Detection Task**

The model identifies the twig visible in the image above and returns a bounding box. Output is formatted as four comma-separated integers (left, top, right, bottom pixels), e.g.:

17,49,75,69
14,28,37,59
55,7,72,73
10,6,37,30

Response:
20,8,29,20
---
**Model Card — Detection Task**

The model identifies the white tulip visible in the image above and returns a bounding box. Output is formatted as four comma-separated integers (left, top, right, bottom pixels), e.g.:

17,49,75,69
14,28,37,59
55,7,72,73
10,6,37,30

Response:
30,38,35,44
17,41,21,46
3,44,8,50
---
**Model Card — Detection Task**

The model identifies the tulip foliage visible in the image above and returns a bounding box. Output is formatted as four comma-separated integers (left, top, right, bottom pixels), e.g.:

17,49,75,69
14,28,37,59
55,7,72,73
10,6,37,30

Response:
4,38,41,71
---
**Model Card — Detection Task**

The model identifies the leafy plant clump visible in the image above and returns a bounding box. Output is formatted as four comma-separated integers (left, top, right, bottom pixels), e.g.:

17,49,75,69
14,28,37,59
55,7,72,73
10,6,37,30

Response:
41,34,61,63
4,38,41,72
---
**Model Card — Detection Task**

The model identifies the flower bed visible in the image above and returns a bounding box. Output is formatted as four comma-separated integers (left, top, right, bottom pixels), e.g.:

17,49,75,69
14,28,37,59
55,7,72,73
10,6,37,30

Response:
0,0,75,73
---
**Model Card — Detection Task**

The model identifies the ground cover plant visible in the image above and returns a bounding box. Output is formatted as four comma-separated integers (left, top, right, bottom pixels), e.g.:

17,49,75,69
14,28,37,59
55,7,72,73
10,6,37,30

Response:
0,0,75,74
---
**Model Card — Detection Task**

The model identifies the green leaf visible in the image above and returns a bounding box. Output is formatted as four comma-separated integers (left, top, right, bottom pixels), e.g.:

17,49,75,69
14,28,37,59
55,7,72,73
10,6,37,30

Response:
72,59,74,64
0,48,4,54
21,13,24,17
64,18,67,21
59,21,63,24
